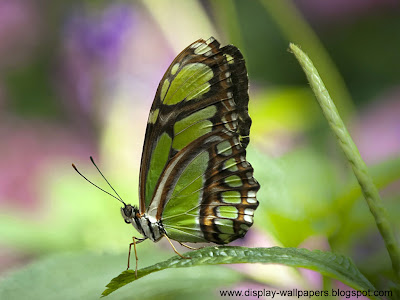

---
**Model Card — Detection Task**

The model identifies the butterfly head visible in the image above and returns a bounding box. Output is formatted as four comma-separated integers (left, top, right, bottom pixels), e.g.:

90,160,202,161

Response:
121,204,140,224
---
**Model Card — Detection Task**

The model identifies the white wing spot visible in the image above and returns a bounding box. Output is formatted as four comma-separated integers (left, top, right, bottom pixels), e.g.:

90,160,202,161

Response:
248,191,256,198
241,161,250,168
246,197,257,204
244,208,254,216
246,172,255,184
244,215,253,223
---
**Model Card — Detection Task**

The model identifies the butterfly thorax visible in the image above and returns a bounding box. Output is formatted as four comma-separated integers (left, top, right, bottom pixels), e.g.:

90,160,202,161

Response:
121,204,164,242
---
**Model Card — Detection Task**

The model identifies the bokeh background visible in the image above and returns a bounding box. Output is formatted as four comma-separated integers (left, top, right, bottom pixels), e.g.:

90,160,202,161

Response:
0,0,399,299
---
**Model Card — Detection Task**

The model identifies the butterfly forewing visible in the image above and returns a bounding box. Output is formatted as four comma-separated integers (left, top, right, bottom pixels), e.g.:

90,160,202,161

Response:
139,37,221,210
139,37,259,244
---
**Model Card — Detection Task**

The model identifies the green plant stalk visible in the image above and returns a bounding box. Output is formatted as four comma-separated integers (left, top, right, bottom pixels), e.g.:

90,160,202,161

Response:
289,43,400,281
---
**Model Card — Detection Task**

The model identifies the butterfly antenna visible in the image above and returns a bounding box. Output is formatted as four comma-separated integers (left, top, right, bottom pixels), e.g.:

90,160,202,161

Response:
89,156,125,203
72,163,125,205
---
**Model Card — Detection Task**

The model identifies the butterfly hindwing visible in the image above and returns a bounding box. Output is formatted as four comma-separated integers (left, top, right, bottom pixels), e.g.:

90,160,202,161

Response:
139,37,259,244
159,131,259,244
139,38,222,211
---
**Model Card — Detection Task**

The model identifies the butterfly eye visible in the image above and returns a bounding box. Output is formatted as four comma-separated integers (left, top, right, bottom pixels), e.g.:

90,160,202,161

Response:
122,205,133,217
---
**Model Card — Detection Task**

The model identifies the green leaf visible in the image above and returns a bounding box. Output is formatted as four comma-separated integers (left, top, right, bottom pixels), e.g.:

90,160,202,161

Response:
103,246,376,297
0,251,243,300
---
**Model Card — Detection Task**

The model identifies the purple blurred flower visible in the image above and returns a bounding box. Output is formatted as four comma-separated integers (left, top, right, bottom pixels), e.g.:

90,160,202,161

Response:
64,5,135,64
352,87,400,164
298,236,331,289
58,3,175,130
59,4,136,117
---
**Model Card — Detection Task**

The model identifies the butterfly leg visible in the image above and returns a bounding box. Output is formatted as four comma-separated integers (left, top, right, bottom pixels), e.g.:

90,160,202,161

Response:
164,234,190,259
178,242,203,250
127,236,147,278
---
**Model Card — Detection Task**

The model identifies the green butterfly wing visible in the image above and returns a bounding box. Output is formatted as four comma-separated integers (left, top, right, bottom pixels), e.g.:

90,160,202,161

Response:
139,37,259,244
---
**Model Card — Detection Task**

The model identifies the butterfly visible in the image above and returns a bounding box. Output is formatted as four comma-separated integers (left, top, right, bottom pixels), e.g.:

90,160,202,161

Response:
73,37,259,275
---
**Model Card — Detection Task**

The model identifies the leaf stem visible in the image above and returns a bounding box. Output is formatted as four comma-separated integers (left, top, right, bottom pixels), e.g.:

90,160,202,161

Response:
289,43,400,281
